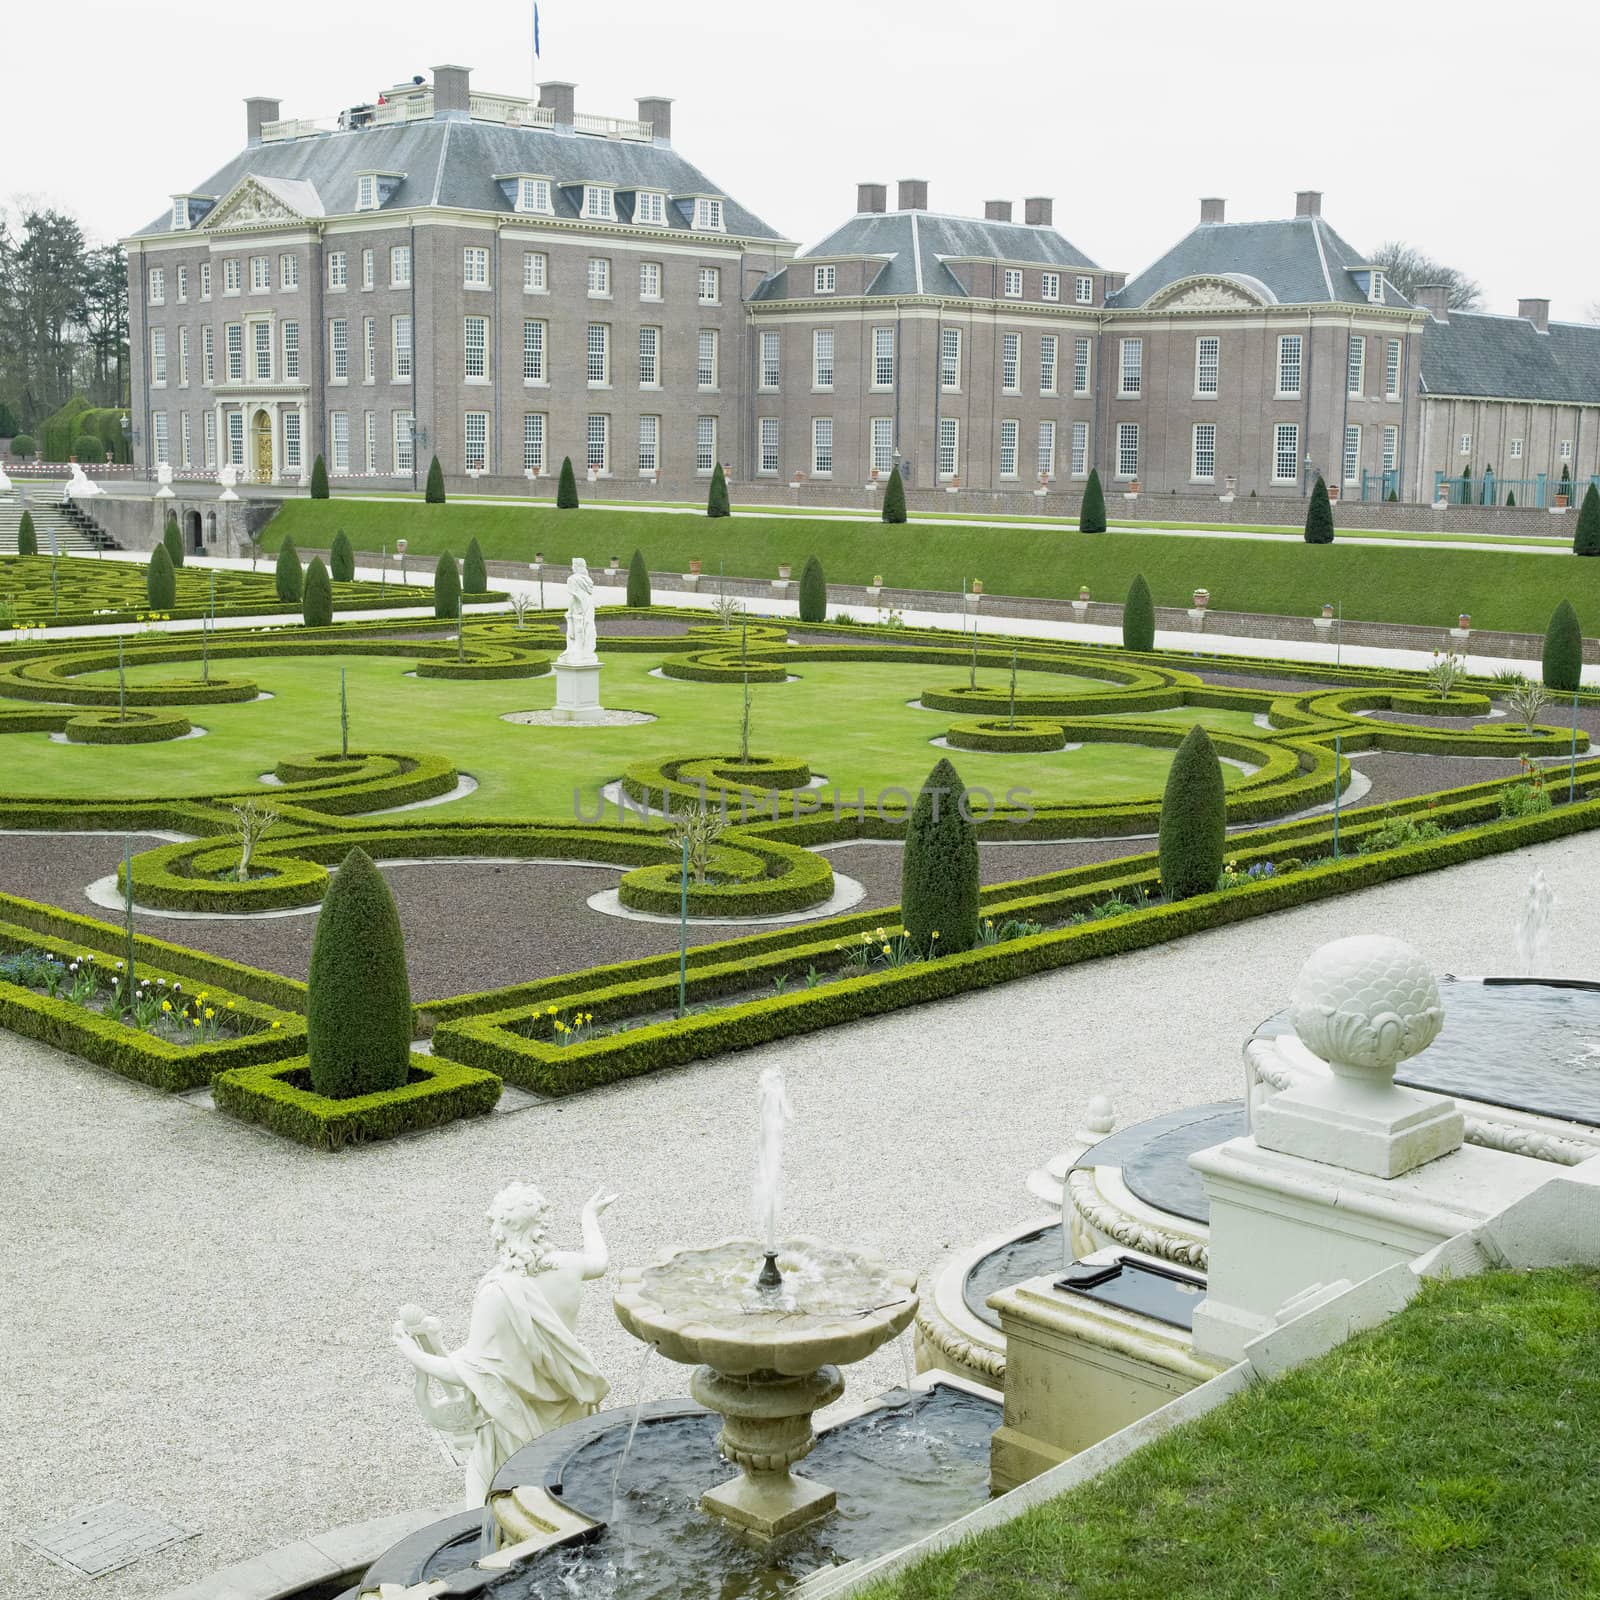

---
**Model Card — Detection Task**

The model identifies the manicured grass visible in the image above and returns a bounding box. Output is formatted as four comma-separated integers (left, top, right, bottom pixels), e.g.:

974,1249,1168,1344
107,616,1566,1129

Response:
865,1268,1600,1600
264,501,1585,634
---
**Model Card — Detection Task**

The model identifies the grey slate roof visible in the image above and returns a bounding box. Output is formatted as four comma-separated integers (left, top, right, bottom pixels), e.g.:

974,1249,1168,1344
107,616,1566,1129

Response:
1420,312,1600,403
751,210,1098,301
134,119,783,239
1108,216,1413,310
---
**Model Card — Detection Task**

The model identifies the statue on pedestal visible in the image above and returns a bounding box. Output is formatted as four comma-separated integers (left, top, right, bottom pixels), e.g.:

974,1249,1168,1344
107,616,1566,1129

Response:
393,1184,615,1502
559,556,598,665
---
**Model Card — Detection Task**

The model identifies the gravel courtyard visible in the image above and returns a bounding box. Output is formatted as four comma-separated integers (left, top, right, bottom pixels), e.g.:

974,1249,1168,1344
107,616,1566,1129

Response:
4,831,1599,1600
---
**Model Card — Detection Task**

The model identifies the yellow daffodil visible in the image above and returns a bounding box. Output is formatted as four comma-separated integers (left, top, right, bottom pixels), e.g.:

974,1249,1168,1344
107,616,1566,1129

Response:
204,1007,215,1020
931,931,940,941
161,999,172,1013
881,944,891,956
270,1020,282,1029
226,1000,235,1010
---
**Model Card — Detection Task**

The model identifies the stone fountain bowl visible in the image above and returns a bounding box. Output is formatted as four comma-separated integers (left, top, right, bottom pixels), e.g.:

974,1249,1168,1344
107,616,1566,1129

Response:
613,1234,919,1376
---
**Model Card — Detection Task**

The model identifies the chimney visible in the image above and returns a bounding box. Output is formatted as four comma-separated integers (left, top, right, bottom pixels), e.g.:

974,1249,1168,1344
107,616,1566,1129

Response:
432,65,471,118
1294,190,1323,218
984,199,1013,223
1103,271,1127,295
1414,284,1451,322
856,182,887,214
897,179,928,212
1518,297,1551,333
245,97,281,145
636,96,672,144
1199,196,1226,224
1024,196,1053,227
538,80,576,128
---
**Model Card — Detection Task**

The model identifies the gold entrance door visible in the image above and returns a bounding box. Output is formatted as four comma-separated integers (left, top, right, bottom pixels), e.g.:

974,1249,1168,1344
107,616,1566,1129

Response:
252,410,273,483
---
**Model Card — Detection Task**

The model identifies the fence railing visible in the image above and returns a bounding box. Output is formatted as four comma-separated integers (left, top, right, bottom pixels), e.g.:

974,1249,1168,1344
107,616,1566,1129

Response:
1357,469,1400,502
1431,471,1598,508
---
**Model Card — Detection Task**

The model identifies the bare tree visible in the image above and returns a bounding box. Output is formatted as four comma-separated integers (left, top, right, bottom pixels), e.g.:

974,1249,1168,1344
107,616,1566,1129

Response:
230,800,280,879
1368,241,1483,310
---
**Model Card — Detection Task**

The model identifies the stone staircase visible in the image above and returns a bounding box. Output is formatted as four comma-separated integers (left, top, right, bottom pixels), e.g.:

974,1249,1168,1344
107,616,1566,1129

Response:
0,486,120,554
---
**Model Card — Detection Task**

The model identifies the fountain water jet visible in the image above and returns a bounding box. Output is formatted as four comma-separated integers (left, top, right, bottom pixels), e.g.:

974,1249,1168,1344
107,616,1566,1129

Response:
1514,869,1556,976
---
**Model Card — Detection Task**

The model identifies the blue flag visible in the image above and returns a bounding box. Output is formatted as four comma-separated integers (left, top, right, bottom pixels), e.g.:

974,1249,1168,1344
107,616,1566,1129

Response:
534,3,541,58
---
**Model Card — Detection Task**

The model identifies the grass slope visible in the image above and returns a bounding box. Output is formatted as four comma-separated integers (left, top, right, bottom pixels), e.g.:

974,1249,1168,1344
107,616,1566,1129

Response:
264,502,1585,635
866,1268,1600,1600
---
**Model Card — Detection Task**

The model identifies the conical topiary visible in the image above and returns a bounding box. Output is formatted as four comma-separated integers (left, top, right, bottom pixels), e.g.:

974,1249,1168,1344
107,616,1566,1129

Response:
1506,490,1516,507
310,453,329,499
16,509,36,556
1158,724,1227,902
707,462,730,517
306,847,412,1099
302,555,333,627
274,537,302,602
424,454,445,504
1459,466,1471,507
882,463,907,524
329,529,355,582
1122,573,1155,651
798,555,826,623
1573,483,1600,557
1542,600,1583,692
1079,466,1107,533
1303,476,1334,544
462,536,488,593
146,542,176,609
434,550,461,620
1388,487,1400,503
901,756,980,954
626,547,651,607
556,455,579,510
163,512,185,567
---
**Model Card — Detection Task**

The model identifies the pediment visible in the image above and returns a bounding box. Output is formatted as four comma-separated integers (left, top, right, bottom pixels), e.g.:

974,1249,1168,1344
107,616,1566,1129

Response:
1145,274,1273,312
201,175,323,232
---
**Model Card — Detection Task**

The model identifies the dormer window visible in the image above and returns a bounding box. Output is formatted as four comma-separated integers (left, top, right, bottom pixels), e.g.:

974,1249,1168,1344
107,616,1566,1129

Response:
1369,270,1385,305
170,199,188,231
693,197,724,232
583,185,615,221
356,175,377,212
635,190,666,226
814,264,836,294
517,178,552,214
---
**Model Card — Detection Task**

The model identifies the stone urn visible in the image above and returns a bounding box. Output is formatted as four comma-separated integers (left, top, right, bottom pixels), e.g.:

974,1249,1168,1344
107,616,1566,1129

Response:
1192,587,1210,610
1078,586,1091,603
778,564,792,581
689,558,703,575
1321,602,1335,620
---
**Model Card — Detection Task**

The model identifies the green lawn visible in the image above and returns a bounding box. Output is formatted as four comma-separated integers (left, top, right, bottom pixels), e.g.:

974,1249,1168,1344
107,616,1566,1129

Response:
4,653,1257,819
865,1269,1600,1600
264,501,1588,635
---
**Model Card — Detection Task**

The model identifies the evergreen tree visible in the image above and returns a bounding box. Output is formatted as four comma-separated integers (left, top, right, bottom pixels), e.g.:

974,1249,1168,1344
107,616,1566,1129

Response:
310,454,330,499
1079,466,1107,533
1122,573,1155,652
707,462,730,517
162,512,185,567
626,547,651,607
1158,725,1226,901
274,537,303,603
1459,466,1471,506
10,435,35,460
302,556,333,627
462,536,488,593
1387,487,1400,503
329,529,355,582
1542,600,1583,692
1506,490,1516,506
434,550,461,620
424,455,446,504
556,456,579,509
882,463,907,524
798,555,827,623
1303,475,1335,544
306,848,412,1099
16,510,36,556
900,756,980,953
1573,483,1600,557
146,542,176,609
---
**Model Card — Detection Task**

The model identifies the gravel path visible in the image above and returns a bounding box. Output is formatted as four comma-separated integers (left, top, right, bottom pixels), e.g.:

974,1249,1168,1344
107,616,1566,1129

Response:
5,830,1600,1600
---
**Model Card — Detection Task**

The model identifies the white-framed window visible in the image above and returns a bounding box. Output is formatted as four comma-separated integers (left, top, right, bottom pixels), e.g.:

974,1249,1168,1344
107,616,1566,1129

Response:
1276,334,1302,397
872,326,895,389
250,254,269,291
693,197,725,231
696,416,717,473
586,256,611,297
1194,336,1219,397
814,264,836,294
177,327,190,386
1509,436,1523,461
697,329,718,389
517,177,552,214
812,417,834,475
1273,421,1300,483
1117,422,1140,478
524,412,546,474
463,411,488,473
463,315,488,381
813,329,834,389
362,316,376,383
393,412,415,474
635,190,666,226
223,258,241,295
1119,338,1142,397
999,418,1019,477
637,413,658,473
391,316,412,381
1459,432,1472,456
1192,421,1216,482
623,325,652,389
639,260,661,300
1560,438,1574,462
1347,335,1365,396
227,409,244,465
1075,274,1094,304
1040,334,1058,395
152,411,169,465
871,417,894,476
325,253,344,292
523,251,546,293
698,266,720,304
1383,424,1399,473
390,245,411,288
1343,424,1361,485
1041,272,1060,302
583,185,616,221
284,411,302,471
1037,419,1056,479
202,325,215,385
170,199,188,231
199,261,212,300
937,416,959,478
357,174,377,212
225,322,243,382
586,413,609,472
148,267,165,305
586,323,610,386
1073,335,1091,396
758,417,780,474
1369,270,1385,305
364,410,377,474
360,249,374,290
252,320,271,381
282,321,299,380
329,410,349,474
1003,268,1023,298
1001,331,1020,393
759,330,780,390
462,246,489,288
204,410,217,469
280,253,298,289
176,266,188,303
940,327,961,391
523,319,547,383
1385,338,1401,399
329,318,348,381
1070,420,1088,477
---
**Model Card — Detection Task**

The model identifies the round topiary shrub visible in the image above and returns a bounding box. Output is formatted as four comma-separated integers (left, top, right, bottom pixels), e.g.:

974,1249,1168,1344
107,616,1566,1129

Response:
10,434,36,460
425,454,446,504
901,755,980,954
1303,476,1335,544
302,555,333,627
146,542,176,609
329,529,355,582
1158,723,1226,901
16,509,37,556
627,547,651,607
275,537,303,602
434,550,461,619
1079,466,1107,534
556,455,579,509
1123,573,1155,652
882,463,907,524
1543,600,1583,692
163,513,185,567
73,433,105,463
462,536,488,594
306,847,412,1099
798,555,827,623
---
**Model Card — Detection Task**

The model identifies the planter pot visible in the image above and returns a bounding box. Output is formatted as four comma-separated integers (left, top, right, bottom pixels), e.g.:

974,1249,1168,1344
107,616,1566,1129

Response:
1129,479,1141,494
971,580,984,596
873,575,884,588
1192,589,1210,609
1458,614,1471,630
689,559,703,575
1326,485,1340,503
1321,604,1335,620
778,565,792,580
1556,495,1569,509
1077,587,1091,603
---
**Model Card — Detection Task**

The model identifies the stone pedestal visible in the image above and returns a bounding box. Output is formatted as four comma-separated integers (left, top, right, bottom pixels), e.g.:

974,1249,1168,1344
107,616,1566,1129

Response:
1253,1073,1463,1179
551,660,603,723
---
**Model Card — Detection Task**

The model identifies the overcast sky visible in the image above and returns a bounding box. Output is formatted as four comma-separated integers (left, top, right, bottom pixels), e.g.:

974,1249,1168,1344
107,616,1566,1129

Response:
7,0,1597,319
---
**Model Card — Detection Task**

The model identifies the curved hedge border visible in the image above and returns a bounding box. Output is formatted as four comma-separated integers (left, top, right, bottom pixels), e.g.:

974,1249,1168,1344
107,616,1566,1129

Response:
945,719,1069,753
65,709,193,744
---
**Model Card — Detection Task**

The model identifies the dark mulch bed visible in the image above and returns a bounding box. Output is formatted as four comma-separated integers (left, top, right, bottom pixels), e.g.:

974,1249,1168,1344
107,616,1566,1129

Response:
1190,670,1345,695
1349,752,1527,807
596,617,694,637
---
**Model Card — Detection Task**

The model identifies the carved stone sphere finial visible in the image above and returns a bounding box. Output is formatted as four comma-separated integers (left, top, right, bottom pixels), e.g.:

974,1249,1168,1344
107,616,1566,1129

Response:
1289,935,1443,1083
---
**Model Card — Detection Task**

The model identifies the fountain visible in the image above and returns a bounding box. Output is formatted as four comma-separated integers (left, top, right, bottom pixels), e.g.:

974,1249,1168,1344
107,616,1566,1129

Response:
1515,868,1556,976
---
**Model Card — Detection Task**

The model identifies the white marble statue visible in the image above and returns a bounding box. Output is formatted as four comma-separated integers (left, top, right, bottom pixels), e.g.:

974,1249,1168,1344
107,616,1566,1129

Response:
217,463,240,502
0,461,13,498
559,556,598,664
62,461,104,500
392,1183,615,1502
